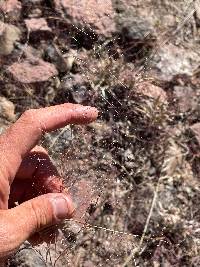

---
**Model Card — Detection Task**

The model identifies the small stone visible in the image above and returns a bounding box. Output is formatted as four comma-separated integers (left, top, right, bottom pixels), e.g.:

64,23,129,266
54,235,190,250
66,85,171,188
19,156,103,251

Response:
0,22,21,55
25,18,51,33
0,96,15,121
8,59,58,83
54,0,116,37
25,18,52,34
136,81,167,102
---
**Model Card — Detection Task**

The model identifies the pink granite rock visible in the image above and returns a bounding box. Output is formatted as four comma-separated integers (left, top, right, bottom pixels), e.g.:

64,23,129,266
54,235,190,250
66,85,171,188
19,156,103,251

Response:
25,18,52,33
8,59,58,83
54,0,116,37
137,82,167,102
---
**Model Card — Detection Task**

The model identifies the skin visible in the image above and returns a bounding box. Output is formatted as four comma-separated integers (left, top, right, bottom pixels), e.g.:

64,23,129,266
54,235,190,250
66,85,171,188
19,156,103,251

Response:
0,103,98,265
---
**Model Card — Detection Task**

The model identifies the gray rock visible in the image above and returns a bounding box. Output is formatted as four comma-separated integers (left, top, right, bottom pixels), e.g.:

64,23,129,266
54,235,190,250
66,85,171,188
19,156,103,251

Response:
152,44,200,80
9,243,46,267
118,15,155,40
114,0,156,40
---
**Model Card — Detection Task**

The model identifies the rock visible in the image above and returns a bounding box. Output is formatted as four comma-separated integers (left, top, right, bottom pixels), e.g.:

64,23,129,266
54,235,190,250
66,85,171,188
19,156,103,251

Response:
8,58,58,83
136,81,167,102
113,0,156,40
174,86,198,113
54,0,116,37
0,22,21,55
25,18,52,38
0,96,15,121
25,18,51,33
152,44,200,81
9,243,46,267
0,0,22,21
117,13,155,41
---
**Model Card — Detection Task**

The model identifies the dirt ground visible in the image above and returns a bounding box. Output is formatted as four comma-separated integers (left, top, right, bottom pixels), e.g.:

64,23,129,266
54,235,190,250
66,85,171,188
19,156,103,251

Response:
1,0,200,266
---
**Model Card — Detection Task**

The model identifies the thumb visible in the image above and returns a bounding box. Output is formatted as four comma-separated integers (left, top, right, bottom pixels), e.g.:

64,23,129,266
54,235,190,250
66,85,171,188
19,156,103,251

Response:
1,193,74,253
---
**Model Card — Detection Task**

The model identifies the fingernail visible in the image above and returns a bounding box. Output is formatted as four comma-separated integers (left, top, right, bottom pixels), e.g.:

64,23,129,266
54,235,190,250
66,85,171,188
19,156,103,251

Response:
51,196,69,220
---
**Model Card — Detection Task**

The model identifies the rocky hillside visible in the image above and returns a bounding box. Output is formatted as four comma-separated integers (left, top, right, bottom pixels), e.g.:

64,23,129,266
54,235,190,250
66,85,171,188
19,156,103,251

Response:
1,0,200,266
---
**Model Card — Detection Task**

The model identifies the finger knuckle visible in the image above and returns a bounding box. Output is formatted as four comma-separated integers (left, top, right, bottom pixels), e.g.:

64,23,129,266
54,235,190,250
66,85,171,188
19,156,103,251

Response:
29,199,52,231
22,109,37,122
19,109,41,134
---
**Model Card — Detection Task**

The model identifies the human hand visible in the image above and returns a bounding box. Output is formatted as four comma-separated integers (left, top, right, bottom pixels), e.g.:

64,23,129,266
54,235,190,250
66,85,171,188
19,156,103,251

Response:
0,103,98,264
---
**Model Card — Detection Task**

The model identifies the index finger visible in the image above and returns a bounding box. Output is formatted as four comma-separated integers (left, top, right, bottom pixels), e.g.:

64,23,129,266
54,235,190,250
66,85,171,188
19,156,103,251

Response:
0,103,98,184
